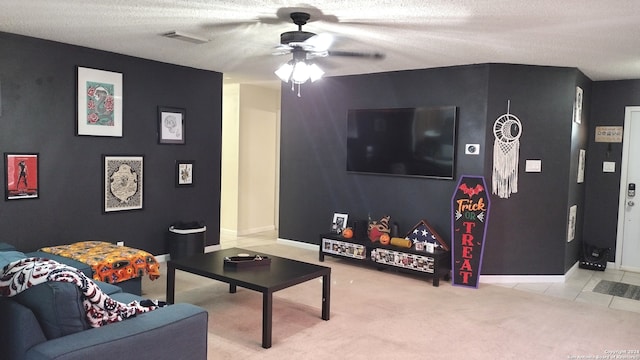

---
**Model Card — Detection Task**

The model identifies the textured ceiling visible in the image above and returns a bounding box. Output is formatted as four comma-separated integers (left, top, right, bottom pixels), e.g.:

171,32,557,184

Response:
2,0,640,87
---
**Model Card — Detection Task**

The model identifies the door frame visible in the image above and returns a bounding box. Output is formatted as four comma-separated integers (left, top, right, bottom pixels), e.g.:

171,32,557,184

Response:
615,106,640,270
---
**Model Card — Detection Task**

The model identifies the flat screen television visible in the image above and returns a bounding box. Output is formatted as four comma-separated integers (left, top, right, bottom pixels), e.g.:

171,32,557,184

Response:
346,106,457,179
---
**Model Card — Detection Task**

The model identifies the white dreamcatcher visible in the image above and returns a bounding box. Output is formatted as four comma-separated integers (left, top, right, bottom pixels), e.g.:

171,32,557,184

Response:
492,101,522,199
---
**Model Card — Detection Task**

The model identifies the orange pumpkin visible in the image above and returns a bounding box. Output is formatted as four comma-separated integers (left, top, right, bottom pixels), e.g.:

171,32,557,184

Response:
342,227,354,239
379,233,391,245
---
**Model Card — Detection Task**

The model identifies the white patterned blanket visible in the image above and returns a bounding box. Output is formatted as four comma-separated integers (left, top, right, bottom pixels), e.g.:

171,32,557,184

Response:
0,257,164,327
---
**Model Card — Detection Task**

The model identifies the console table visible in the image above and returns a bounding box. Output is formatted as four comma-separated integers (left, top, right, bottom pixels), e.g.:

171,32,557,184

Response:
319,233,451,286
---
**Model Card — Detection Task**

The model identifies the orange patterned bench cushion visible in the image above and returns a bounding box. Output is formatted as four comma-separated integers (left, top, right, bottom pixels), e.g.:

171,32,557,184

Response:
39,241,160,284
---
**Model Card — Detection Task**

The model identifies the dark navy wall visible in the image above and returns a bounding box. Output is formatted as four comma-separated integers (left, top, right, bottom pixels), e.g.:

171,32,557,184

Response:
584,80,640,260
482,64,588,275
279,64,490,244
0,32,222,254
279,63,589,275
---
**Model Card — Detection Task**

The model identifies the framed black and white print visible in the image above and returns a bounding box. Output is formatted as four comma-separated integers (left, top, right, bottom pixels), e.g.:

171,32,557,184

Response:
176,160,194,187
331,213,348,234
158,106,185,144
103,155,143,212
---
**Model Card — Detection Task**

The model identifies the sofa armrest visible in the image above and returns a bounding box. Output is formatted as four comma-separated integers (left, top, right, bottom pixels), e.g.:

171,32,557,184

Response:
24,303,208,360
0,297,48,360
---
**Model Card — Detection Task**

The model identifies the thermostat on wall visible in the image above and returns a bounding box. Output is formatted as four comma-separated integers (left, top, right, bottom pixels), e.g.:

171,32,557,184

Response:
525,160,542,172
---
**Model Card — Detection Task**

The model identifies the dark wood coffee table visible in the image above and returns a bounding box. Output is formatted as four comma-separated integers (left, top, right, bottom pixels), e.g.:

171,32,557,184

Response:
166,247,331,348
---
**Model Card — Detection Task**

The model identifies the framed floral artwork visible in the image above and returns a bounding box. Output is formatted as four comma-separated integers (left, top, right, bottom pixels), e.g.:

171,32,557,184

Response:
77,66,123,137
103,155,143,212
176,160,194,187
4,153,39,200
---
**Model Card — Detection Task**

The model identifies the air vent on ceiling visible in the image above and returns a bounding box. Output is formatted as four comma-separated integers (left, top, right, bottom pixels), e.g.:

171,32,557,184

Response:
162,31,209,44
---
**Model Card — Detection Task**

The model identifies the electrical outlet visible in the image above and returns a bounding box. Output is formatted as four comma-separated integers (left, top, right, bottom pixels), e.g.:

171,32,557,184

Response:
117,241,124,246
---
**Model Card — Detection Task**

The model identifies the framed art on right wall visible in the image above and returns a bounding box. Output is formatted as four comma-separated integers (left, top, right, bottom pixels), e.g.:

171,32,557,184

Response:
176,160,194,187
158,106,185,144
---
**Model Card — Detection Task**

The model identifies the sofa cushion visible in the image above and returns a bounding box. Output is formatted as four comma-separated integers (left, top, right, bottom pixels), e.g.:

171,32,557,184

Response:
0,250,26,269
0,242,18,252
13,281,89,340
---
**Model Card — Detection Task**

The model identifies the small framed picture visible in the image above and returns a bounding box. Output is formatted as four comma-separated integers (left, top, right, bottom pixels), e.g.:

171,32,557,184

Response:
104,155,143,212
176,160,194,187
573,86,583,124
4,153,39,200
76,66,123,137
331,213,348,234
158,106,185,144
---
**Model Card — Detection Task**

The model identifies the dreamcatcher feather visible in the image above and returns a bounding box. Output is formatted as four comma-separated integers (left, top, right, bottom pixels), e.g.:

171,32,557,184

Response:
492,101,522,199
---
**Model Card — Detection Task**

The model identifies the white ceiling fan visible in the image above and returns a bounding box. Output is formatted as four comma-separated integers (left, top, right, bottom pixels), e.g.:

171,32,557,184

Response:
272,11,384,96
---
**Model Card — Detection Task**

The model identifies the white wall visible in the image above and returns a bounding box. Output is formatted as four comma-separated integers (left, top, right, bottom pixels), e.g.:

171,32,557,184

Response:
220,84,240,235
221,83,280,236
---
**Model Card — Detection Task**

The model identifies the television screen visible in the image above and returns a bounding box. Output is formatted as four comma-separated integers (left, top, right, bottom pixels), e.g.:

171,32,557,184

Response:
346,106,457,179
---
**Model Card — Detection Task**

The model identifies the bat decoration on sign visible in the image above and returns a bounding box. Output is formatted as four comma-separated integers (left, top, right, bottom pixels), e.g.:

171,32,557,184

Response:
459,183,485,197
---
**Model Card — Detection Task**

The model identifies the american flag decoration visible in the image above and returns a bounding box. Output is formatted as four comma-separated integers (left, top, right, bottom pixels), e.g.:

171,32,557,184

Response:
405,220,449,251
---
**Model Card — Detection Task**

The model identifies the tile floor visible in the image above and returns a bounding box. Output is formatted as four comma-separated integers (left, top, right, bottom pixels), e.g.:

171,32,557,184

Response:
220,230,640,314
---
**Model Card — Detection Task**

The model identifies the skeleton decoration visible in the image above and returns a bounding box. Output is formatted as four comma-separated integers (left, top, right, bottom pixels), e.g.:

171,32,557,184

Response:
492,101,522,199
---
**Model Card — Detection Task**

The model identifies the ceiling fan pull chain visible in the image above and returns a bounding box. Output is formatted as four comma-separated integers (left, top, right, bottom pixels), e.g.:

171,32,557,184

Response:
297,83,301,97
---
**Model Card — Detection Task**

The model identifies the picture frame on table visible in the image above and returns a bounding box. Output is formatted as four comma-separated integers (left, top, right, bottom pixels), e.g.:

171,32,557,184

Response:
158,106,185,144
331,213,348,234
4,153,39,200
176,160,194,187
76,66,123,137
103,155,143,212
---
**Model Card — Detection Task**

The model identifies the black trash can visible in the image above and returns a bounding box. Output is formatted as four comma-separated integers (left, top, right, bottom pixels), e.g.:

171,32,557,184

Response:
167,222,206,259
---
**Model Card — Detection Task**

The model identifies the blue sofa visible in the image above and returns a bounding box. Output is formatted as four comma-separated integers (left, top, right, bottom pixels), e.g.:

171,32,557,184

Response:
0,245,208,360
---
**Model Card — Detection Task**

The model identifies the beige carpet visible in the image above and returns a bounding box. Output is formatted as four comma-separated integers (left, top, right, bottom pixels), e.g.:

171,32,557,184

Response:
142,244,640,359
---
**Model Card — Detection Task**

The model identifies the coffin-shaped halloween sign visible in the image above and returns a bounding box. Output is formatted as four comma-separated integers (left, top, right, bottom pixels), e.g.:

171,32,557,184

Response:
451,175,490,288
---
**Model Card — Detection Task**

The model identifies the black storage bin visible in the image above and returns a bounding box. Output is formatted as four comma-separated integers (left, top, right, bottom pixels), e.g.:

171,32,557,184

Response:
167,222,206,259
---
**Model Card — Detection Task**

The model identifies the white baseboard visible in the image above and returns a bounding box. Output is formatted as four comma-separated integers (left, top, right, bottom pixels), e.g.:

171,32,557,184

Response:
220,228,237,237
278,238,572,283
238,225,275,236
205,244,221,253
159,237,590,284
154,244,221,263
276,238,318,251
480,261,579,284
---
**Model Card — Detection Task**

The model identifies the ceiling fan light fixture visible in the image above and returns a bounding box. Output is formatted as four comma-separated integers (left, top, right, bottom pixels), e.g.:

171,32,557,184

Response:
275,60,324,84
291,61,310,84
275,62,294,82
308,63,324,82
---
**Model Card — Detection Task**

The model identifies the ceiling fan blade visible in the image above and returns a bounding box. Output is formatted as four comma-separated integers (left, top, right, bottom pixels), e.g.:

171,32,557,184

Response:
303,33,334,52
273,44,293,55
306,51,330,59
327,50,385,60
